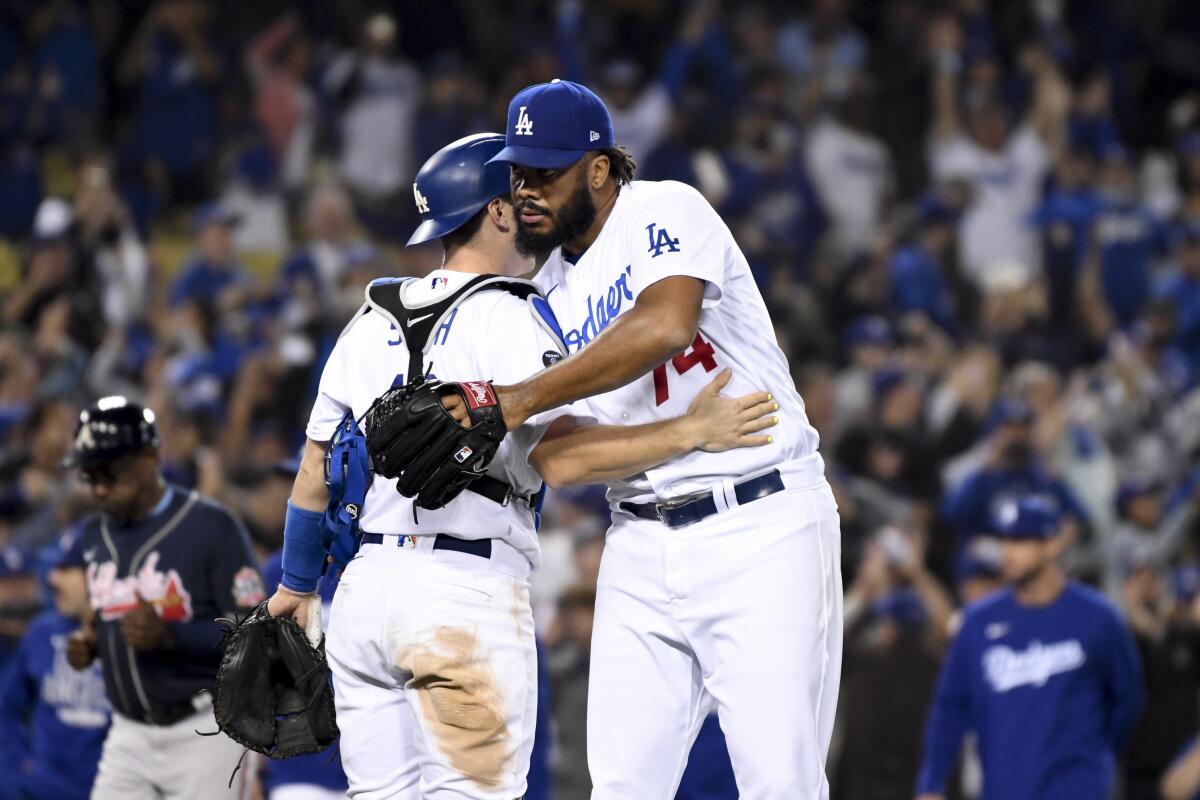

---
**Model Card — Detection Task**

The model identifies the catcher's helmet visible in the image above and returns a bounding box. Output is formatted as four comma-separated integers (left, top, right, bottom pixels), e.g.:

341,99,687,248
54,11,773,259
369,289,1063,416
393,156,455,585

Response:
406,133,511,246
64,396,161,469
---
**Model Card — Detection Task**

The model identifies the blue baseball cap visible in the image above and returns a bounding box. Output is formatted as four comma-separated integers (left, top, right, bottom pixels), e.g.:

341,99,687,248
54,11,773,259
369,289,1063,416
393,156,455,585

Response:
991,495,1061,540
845,315,894,348
917,192,959,226
985,397,1034,432
1115,478,1161,517
0,545,32,579
488,79,615,170
190,203,241,235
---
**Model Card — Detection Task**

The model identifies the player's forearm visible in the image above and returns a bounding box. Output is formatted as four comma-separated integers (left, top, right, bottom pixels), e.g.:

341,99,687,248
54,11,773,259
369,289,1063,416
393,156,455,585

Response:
1161,741,1200,800
291,438,330,512
532,417,699,489
501,280,701,427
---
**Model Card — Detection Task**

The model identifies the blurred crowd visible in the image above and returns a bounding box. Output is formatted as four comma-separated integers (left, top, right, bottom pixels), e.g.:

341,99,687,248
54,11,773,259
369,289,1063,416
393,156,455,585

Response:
2,0,1200,797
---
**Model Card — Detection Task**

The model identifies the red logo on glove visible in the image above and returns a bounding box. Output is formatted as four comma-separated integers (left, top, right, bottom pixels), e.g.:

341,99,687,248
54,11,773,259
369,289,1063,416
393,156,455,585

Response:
461,381,497,411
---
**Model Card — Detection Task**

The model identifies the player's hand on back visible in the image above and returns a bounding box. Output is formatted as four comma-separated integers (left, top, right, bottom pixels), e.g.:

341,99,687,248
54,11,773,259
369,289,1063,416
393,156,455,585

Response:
683,368,778,453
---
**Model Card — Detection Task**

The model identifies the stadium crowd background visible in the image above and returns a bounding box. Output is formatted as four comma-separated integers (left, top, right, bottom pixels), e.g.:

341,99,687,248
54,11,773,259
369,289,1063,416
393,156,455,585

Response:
2,0,1200,797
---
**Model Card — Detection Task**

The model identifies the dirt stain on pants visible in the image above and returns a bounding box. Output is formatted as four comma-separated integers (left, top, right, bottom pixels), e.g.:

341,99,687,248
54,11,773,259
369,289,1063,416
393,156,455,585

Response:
398,626,511,789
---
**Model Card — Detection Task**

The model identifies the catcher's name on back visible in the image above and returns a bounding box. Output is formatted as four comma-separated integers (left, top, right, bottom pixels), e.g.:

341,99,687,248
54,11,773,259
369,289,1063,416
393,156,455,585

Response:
306,270,571,570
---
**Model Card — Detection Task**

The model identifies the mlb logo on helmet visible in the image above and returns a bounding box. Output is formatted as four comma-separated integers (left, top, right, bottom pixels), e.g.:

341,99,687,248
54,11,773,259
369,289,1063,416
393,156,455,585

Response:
488,79,615,170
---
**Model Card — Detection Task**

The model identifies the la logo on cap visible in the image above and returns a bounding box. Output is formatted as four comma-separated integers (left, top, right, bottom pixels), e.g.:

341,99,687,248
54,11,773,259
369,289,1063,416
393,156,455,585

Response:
413,183,429,213
515,106,534,136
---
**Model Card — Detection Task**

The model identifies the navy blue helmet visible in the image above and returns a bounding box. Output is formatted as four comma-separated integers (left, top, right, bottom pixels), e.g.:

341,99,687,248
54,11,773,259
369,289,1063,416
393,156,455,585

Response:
65,396,161,469
406,133,512,246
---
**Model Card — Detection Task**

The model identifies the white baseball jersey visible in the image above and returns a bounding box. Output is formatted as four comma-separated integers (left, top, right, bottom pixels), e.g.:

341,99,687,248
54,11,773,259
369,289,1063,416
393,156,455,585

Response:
533,179,821,503
306,269,570,569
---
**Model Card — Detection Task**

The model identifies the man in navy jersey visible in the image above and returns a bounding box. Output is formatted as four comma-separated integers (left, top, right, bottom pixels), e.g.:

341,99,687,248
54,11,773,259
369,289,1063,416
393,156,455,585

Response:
64,396,265,800
916,495,1143,800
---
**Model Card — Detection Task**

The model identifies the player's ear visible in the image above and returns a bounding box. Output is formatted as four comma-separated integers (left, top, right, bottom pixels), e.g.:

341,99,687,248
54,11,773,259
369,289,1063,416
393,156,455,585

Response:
487,196,511,233
588,151,611,190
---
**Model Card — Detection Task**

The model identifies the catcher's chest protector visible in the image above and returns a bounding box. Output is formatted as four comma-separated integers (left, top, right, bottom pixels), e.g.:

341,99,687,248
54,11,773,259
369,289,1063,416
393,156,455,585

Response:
365,275,545,384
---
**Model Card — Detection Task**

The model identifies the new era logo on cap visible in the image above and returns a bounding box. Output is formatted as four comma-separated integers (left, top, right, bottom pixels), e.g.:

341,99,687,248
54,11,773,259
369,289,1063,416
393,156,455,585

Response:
488,80,616,170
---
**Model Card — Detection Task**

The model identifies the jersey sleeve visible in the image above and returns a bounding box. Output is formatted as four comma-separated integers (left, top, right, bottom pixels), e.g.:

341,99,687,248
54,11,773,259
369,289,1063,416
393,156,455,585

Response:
626,185,727,309
305,320,357,442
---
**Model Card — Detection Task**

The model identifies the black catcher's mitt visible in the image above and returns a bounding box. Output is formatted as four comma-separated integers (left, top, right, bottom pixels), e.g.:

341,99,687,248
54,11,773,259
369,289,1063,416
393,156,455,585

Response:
364,378,507,510
212,602,338,758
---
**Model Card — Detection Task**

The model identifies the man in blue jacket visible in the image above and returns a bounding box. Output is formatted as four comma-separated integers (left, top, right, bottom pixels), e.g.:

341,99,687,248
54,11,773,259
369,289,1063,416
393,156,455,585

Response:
0,529,110,800
916,495,1144,799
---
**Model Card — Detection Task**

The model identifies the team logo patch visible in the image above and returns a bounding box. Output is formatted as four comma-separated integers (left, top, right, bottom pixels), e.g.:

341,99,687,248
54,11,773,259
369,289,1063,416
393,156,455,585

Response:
542,350,563,367
231,566,266,608
413,183,430,214
514,105,534,136
454,445,474,463
645,222,681,257
461,381,497,410
87,552,195,622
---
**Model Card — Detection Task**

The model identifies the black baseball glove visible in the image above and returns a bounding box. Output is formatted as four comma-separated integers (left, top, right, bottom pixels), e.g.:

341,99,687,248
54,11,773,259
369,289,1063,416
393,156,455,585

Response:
211,602,338,759
364,378,507,510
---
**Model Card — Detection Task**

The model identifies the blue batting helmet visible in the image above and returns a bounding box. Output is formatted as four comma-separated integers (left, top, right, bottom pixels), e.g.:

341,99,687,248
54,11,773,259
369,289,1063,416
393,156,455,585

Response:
406,133,512,246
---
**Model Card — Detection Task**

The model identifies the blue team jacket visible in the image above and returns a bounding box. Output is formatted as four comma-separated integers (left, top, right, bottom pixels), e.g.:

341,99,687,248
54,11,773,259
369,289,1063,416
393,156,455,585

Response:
79,486,264,723
917,583,1144,799
0,610,110,800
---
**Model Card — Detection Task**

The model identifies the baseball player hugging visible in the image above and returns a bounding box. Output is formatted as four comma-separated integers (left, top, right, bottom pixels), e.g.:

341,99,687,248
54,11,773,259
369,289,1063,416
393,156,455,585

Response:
375,80,845,800
266,132,777,800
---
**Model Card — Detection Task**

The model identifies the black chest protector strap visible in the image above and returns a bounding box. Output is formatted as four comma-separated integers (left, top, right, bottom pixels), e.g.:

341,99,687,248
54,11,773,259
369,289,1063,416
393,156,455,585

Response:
365,274,543,508
366,275,540,383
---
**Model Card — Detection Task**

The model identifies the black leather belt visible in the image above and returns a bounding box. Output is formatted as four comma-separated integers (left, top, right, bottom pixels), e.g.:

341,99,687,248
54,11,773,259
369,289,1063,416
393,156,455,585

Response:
140,700,199,727
361,532,492,558
619,469,786,529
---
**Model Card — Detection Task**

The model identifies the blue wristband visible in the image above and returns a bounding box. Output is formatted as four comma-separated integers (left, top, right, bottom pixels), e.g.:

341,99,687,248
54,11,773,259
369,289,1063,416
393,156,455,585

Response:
281,501,325,593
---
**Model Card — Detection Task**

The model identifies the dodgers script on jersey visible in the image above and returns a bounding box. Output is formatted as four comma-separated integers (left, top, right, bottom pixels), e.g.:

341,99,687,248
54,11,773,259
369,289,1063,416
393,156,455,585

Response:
307,270,571,568
534,180,821,503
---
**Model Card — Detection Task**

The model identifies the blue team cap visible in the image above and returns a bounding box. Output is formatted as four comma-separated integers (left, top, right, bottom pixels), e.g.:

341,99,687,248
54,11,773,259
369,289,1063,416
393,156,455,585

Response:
0,545,32,579
845,315,895,348
917,192,959,226
1171,563,1200,601
991,495,1062,540
52,528,85,570
1115,478,1160,517
871,587,927,629
985,397,1034,432
488,80,616,170
408,133,512,246
190,203,241,235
